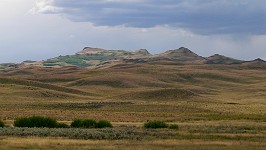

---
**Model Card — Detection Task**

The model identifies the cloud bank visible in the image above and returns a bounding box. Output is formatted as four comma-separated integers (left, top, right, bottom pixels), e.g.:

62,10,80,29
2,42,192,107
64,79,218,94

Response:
34,0,266,35
0,0,266,63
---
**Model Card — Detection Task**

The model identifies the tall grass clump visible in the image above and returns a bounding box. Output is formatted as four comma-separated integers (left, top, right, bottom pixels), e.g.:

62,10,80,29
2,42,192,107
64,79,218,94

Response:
0,120,4,127
14,116,58,128
144,121,168,129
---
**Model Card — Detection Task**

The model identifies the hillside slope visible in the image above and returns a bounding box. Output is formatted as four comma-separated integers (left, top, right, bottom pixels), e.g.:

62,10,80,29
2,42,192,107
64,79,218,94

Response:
13,47,265,68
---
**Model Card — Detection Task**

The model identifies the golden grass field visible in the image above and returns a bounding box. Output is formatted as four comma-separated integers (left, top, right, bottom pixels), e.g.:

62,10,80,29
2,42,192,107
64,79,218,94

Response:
1,137,266,150
0,62,265,149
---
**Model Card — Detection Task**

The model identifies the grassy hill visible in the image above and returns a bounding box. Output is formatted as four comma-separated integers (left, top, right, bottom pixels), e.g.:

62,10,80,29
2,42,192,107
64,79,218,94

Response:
0,49,266,149
0,62,265,121
15,47,266,68
39,47,151,67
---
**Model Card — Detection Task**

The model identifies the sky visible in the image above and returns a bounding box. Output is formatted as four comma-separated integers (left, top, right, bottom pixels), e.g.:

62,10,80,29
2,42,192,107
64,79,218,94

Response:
0,0,266,63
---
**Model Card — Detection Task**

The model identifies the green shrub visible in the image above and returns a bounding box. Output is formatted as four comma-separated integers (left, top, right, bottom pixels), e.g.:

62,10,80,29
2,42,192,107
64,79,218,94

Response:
71,119,97,128
96,120,113,128
82,119,97,128
71,119,83,128
168,124,179,130
14,116,58,128
144,121,168,129
0,120,4,127
14,117,29,127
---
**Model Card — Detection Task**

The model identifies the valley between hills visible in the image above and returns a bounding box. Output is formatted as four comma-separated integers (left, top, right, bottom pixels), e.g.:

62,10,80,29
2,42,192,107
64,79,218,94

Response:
0,47,266,149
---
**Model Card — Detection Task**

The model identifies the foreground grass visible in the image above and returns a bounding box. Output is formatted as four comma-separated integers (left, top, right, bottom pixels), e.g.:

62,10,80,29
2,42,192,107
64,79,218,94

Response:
0,137,265,150
0,127,138,140
0,64,265,149
0,124,265,142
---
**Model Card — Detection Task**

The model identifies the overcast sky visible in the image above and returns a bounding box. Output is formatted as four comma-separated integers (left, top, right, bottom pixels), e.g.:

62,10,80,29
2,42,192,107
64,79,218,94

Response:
0,0,266,63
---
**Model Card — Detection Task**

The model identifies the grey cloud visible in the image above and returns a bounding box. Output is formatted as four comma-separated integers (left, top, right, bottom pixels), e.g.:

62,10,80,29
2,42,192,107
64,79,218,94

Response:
37,0,266,34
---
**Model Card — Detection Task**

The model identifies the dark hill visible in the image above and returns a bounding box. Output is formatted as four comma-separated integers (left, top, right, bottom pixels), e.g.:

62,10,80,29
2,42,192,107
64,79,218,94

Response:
157,47,205,62
205,54,243,64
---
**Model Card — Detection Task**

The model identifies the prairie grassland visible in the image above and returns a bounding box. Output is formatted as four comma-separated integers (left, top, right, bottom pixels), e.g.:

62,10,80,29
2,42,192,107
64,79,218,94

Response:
0,63,265,148
0,137,266,150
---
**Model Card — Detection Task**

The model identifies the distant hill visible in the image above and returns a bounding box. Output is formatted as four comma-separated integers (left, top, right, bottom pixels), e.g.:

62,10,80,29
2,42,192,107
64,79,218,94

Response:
154,47,205,63
36,47,152,68
204,54,243,64
241,58,266,68
243,58,266,65
2,47,266,68
0,63,18,70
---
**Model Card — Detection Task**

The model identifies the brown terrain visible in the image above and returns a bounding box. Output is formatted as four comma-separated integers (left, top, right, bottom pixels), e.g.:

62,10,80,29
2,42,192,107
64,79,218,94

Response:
0,47,265,149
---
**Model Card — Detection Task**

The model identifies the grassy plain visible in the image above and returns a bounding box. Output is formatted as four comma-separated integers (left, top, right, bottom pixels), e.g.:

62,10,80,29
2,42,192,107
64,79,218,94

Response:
1,137,266,150
0,62,265,149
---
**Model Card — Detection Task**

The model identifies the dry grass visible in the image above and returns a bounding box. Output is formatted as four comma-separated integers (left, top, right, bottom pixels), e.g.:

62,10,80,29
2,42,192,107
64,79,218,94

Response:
0,137,265,150
0,63,265,149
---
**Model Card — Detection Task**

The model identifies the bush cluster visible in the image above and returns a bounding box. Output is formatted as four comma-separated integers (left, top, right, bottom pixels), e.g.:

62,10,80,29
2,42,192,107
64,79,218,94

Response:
0,120,5,127
71,119,112,128
14,116,68,128
96,120,113,128
13,116,113,129
144,120,179,130
144,121,168,128
71,119,97,128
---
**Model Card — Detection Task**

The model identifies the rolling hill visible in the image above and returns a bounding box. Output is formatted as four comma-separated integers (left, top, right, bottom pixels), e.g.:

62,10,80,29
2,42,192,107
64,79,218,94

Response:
204,54,243,64
7,47,264,69
0,47,266,149
0,46,265,123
